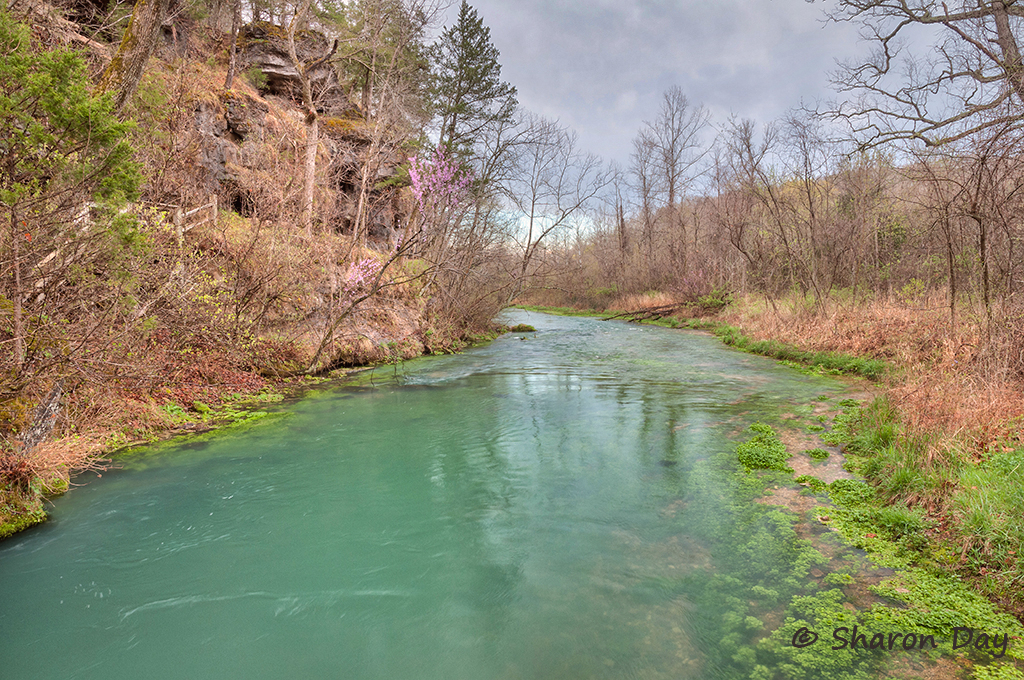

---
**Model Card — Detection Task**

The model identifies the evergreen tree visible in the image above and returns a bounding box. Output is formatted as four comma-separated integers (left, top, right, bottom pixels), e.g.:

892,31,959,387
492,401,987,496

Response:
0,10,141,385
428,0,517,157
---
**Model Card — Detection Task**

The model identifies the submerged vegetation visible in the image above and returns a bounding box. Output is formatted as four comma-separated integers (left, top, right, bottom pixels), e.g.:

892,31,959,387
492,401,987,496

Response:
0,2,1022,677
715,396,1024,679
737,422,793,472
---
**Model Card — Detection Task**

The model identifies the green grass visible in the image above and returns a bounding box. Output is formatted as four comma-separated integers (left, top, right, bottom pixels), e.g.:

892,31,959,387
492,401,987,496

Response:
823,397,1024,620
679,319,886,380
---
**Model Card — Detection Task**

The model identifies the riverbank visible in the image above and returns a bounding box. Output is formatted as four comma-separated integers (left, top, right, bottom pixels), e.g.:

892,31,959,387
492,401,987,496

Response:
0,321,509,540
518,298,1024,620
707,299,1024,625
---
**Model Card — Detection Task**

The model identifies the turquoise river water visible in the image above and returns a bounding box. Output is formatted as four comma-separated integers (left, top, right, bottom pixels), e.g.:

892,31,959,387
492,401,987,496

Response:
1,311,871,679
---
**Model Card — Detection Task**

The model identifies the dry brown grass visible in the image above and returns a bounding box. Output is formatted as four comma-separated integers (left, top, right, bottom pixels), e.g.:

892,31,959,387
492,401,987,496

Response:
719,293,1024,451
609,291,680,311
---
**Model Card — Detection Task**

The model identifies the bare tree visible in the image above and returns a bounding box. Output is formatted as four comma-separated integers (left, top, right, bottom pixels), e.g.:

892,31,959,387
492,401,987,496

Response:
285,0,337,237
644,86,711,208
630,87,710,283
224,0,242,89
824,0,1024,148
500,112,609,300
630,130,658,265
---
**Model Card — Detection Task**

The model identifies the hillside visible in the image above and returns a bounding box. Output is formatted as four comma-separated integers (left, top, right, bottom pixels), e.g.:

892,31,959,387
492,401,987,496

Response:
0,2,508,537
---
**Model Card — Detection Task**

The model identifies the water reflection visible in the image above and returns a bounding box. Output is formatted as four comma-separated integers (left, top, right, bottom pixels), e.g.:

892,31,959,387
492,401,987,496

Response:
0,311,853,679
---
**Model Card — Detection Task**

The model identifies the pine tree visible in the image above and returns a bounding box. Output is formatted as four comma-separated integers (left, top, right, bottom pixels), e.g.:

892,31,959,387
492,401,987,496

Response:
0,10,140,381
428,0,517,157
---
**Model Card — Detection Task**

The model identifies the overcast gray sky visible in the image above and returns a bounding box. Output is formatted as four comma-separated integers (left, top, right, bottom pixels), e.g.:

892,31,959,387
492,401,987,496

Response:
440,0,863,165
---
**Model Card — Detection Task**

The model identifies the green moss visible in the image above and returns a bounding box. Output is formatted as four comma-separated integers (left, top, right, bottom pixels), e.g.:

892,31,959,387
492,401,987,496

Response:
0,491,47,540
0,507,46,539
795,474,827,492
737,422,793,472
508,323,536,332
320,116,371,140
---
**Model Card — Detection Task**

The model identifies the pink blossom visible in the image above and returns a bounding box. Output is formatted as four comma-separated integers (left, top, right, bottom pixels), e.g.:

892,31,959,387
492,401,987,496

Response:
342,257,382,298
408,146,472,214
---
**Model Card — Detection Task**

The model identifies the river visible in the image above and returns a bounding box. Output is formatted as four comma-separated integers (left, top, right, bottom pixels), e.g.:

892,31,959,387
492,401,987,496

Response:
0,310,869,679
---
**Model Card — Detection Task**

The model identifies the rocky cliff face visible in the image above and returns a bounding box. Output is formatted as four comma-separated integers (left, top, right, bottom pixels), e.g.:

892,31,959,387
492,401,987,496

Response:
189,22,405,240
239,21,357,117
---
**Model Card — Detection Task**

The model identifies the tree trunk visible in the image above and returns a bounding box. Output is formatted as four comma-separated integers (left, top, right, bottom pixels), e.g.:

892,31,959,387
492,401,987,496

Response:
223,0,241,90
946,219,957,328
10,207,24,371
96,0,168,115
992,1,1024,104
977,214,992,335
302,116,318,237
287,0,316,235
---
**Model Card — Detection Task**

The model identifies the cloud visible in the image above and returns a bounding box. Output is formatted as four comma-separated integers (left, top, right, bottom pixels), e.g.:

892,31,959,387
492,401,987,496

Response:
439,0,862,163
614,90,639,115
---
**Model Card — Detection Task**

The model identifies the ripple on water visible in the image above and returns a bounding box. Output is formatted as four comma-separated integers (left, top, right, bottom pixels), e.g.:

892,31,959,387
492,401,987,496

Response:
0,310,872,680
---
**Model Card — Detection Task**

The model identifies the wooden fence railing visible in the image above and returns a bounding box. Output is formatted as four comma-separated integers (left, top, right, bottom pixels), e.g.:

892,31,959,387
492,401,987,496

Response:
170,196,218,243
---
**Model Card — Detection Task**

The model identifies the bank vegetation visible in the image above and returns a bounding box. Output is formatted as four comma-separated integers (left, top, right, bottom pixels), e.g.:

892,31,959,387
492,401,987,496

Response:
2,0,1024,638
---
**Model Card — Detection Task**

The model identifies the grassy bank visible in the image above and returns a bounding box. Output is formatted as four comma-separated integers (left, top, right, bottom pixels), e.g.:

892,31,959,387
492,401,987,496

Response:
729,417,1024,680
825,397,1024,621
518,296,1024,626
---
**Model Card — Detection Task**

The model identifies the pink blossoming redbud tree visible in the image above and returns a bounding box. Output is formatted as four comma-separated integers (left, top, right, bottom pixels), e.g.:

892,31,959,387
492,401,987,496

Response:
408,145,472,217
308,147,473,372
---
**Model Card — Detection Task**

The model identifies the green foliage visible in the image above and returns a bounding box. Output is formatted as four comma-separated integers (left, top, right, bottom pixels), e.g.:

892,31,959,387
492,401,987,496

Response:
160,402,188,424
832,396,1024,608
973,664,1024,680
737,422,792,472
244,65,267,91
821,398,897,452
898,277,926,303
696,287,733,311
805,447,830,460
824,571,854,586
795,474,827,492
828,478,876,506
0,12,140,208
869,569,1024,657
508,323,536,332
953,447,1024,588
428,0,517,159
